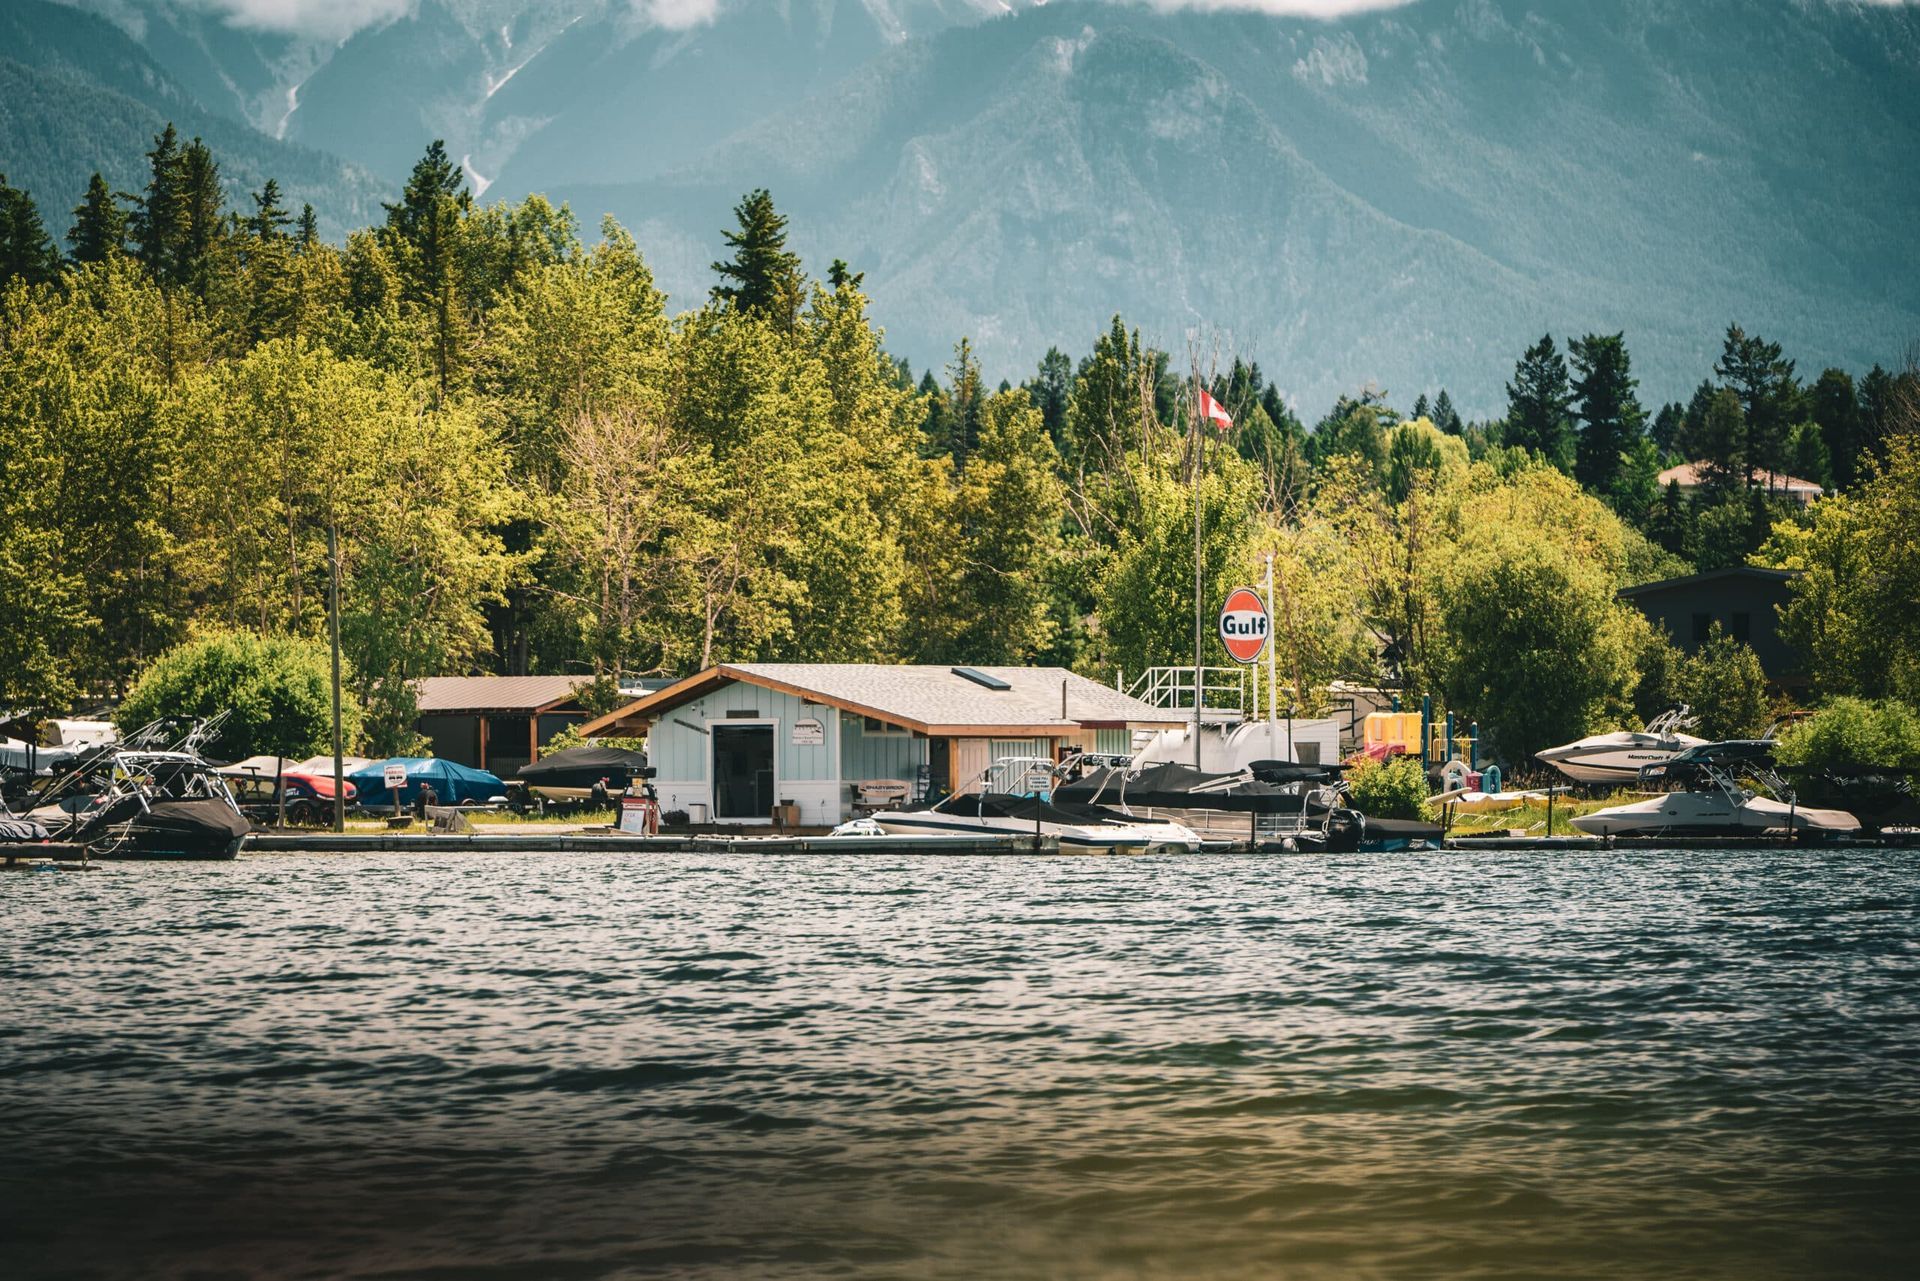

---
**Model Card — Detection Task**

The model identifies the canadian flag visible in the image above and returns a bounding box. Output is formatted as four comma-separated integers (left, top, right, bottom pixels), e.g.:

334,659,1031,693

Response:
1197,388,1233,431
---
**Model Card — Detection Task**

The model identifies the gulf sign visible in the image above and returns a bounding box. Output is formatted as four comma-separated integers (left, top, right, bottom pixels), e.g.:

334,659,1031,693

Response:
1218,587,1270,664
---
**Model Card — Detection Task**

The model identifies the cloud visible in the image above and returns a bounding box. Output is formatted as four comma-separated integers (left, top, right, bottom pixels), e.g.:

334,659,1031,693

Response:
629,0,723,29
179,0,412,41
1122,0,1417,15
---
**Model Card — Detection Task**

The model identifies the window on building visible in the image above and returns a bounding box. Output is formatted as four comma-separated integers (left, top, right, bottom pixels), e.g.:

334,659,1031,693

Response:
1691,613,1712,645
862,716,907,737
1730,612,1751,644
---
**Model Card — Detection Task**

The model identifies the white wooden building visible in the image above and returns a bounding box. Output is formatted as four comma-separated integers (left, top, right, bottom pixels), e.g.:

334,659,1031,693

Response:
577,663,1187,827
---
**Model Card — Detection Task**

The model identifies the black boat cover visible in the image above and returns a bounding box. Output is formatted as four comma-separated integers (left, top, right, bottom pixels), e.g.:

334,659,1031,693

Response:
1054,763,1312,814
516,745,653,788
79,797,249,857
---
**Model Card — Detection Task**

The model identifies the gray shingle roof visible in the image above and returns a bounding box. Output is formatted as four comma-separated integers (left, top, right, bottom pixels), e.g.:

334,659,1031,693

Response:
586,664,1185,735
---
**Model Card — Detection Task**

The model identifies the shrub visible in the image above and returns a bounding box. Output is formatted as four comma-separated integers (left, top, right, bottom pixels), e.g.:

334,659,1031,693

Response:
116,630,360,762
1677,624,1771,740
1776,697,1920,776
1347,753,1435,822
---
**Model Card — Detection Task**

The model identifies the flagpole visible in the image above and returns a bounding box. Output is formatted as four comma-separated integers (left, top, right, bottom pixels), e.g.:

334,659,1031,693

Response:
1192,369,1204,770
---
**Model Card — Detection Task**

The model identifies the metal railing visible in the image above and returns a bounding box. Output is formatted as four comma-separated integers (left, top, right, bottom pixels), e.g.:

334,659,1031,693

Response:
1120,666,1249,718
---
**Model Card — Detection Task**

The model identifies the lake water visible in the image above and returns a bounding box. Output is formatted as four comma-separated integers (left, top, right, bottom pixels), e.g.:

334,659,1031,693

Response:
3,849,1917,1280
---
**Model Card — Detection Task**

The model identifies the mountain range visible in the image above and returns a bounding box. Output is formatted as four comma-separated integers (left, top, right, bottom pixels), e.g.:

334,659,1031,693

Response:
6,0,1919,416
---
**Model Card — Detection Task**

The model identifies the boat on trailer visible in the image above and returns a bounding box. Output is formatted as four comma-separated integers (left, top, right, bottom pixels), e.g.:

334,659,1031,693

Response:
866,756,1203,852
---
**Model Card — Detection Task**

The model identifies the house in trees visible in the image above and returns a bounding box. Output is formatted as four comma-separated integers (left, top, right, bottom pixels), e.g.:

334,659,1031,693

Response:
413,677,595,780
577,664,1185,827
1617,567,1805,684
1655,461,1826,505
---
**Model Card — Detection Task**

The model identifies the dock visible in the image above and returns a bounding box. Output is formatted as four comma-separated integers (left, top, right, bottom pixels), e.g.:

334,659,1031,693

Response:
229,830,1920,856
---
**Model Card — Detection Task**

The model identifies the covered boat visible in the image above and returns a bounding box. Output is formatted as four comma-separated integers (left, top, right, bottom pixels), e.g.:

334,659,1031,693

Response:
1571,741,1858,838
514,745,653,800
1775,765,1920,833
348,757,508,808
1054,759,1367,851
866,756,1202,852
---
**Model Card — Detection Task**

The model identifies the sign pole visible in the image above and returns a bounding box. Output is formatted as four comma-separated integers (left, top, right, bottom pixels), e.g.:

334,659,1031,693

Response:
1192,370,1204,769
1265,552,1278,755
328,523,345,834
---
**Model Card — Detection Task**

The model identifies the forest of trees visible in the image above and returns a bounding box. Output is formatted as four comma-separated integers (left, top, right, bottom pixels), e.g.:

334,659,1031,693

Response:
2,133,1916,761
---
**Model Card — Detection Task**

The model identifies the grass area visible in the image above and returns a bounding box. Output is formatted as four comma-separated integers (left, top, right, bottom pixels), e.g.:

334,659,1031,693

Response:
331,808,619,832
1442,791,1641,837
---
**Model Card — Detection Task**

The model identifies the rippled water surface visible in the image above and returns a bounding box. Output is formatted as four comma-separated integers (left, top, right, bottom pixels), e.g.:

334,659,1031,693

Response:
4,849,1918,1280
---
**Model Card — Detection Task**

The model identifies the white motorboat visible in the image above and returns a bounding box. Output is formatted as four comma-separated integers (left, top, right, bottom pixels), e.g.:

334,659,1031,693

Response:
866,756,1203,853
1536,706,1708,785
1570,741,1858,838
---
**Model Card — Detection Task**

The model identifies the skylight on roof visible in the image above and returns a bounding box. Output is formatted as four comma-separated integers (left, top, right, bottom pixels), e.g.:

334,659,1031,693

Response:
951,666,1010,691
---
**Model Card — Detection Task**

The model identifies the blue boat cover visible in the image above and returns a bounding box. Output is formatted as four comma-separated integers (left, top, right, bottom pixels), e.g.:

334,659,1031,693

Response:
348,757,507,807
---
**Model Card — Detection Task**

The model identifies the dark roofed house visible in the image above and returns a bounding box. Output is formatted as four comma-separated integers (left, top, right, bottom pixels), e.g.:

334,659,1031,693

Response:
1617,566,1804,684
413,676,593,779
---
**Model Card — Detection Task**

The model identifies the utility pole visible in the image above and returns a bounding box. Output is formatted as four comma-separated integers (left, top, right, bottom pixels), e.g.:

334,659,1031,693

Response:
328,523,345,834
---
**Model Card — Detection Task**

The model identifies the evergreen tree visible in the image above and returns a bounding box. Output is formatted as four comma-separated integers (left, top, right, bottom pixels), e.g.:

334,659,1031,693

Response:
0,175,61,286
1025,346,1072,446
1715,323,1797,485
1646,478,1693,558
175,137,225,293
1679,380,1716,458
250,179,292,241
917,369,954,459
946,337,985,468
1502,334,1574,467
66,173,128,265
1569,331,1645,494
1808,368,1862,489
1411,392,1430,420
1432,388,1462,435
295,204,319,250
1650,400,1685,456
1682,388,1747,500
381,140,471,394
1788,420,1833,491
1859,364,1896,461
1261,383,1297,436
709,188,804,329
1066,315,1145,468
131,124,184,282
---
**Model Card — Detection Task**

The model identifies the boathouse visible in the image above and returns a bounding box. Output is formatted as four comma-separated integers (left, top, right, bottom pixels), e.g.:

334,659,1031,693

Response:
577,664,1187,827
413,676,594,780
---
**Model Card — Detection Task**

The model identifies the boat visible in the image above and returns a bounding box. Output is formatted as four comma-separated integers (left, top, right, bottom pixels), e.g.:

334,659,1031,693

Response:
1570,741,1858,838
1776,765,1920,833
513,744,653,803
1053,758,1367,851
26,716,249,859
866,756,1203,852
1535,706,1709,785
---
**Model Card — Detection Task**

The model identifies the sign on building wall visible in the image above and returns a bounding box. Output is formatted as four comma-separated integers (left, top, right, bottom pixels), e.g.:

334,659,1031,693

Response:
791,717,825,746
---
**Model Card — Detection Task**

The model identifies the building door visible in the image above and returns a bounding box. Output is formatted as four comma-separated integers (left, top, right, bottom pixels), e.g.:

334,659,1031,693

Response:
713,724,775,820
